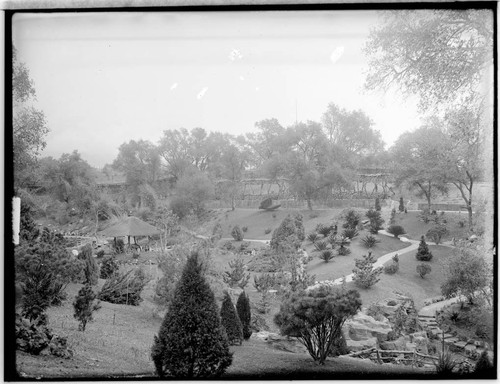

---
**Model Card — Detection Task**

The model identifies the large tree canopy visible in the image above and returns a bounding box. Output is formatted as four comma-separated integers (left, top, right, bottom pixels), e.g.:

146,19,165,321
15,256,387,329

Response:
364,9,493,111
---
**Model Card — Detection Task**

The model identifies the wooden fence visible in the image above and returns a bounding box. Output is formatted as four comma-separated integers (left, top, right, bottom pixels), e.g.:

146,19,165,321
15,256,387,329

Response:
350,347,438,368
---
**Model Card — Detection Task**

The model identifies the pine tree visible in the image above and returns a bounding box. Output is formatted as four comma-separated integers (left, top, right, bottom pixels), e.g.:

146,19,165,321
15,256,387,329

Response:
416,236,433,261
78,244,99,285
352,252,382,289
220,292,243,345
375,197,381,211
73,284,101,331
399,197,405,212
151,252,232,378
236,291,252,340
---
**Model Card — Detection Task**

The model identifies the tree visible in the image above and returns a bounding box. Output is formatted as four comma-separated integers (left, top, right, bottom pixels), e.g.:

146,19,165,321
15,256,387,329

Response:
151,252,232,378
416,236,433,261
223,257,250,289
172,168,214,217
375,197,381,211
365,208,384,234
78,244,99,285
73,284,101,331
230,225,243,241
364,9,493,112
270,215,302,251
352,252,383,289
220,292,243,345
13,47,49,188
236,291,252,340
113,139,161,186
441,242,490,304
416,264,432,279
390,125,449,210
274,286,361,365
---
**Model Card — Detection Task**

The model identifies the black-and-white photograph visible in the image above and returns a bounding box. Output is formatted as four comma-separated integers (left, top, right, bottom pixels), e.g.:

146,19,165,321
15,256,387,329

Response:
6,3,496,380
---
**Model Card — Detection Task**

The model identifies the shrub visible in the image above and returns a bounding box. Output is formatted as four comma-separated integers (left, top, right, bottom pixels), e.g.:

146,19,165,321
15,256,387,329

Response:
419,208,431,224
319,250,335,263
270,215,302,251
416,264,432,278
154,246,189,308
98,268,149,306
366,208,384,234
389,208,396,225
307,232,319,243
342,210,361,229
342,228,359,240
220,292,243,345
236,291,252,340
264,228,272,235
474,350,494,377
253,273,278,292
258,197,273,210
352,252,382,289
73,284,101,332
434,349,458,375
274,286,361,364
361,234,380,249
212,222,223,241
416,236,433,261
151,252,232,378
78,244,99,285
100,257,119,279
399,197,405,212
384,262,399,275
113,238,125,254
426,224,449,245
375,197,381,211
387,225,406,238
96,249,105,258
169,195,193,219
223,257,250,289
313,240,328,252
241,226,248,233
231,225,243,241
294,214,306,241
337,247,351,256
316,224,332,238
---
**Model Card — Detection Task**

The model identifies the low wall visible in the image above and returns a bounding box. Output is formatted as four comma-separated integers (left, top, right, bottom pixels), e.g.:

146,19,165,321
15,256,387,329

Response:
205,198,380,210
416,203,468,212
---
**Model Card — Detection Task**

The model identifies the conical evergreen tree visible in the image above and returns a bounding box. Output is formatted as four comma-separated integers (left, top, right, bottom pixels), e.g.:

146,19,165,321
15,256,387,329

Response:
151,252,232,378
236,291,252,340
220,292,243,345
416,236,433,261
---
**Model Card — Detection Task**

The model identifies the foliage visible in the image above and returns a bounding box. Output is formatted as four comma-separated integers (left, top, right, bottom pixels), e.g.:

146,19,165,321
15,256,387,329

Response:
293,214,306,241
389,208,396,225
387,224,406,238
316,224,332,237
220,292,243,345
384,261,399,275
154,246,190,308
274,286,361,365
15,314,72,358
337,247,351,256
307,232,319,243
78,244,99,285
375,197,381,211
361,234,380,248
352,252,382,289
474,351,494,377
112,139,160,186
73,284,101,332
172,168,215,217
241,226,248,233
426,224,449,245
151,252,232,378
15,227,84,320
223,257,250,289
364,9,493,111
100,257,119,279
314,240,328,252
342,209,361,229
113,238,125,254
342,227,359,240
236,291,252,340
416,236,433,261
434,349,458,375
392,297,420,336
169,195,194,220
230,225,243,241
98,268,149,306
270,215,302,251
211,222,223,241
441,242,490,304
398,197,404,212
416,263,432,278
365,208,384,234
319,249,335,263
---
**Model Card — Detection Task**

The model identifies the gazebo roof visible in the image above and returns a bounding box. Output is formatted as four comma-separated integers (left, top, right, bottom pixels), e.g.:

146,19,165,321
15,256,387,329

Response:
99,216,160,237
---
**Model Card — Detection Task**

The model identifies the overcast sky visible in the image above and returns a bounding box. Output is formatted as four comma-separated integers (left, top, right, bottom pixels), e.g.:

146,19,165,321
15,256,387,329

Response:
13,10,422,168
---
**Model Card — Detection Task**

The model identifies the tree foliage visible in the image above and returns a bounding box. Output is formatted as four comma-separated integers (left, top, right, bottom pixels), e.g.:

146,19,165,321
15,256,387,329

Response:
151,252,232,378
236,291,252,340
274,286,361,364
364,9,493,111
78,244,99,285
416,236,433,261
220,292,243,345
352,252,382,289
73,284,101,331
270,215,302,252
223,257,250,289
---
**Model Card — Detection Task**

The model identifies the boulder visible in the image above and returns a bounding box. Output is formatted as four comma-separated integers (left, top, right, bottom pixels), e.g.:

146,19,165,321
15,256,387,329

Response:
251,331,307,354
344,311,393,351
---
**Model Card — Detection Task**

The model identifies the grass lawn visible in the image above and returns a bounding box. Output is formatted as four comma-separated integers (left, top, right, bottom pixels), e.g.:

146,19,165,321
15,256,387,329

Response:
392,211,470,241
347,245,455,310
217,208,344,240
305,229,412,282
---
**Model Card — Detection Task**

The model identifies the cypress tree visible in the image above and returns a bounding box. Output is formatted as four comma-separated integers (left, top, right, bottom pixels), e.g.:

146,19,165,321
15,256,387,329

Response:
151,252,232,378
416,236,433,261
220,292,243,345
236,291,252,340
78,244,99,285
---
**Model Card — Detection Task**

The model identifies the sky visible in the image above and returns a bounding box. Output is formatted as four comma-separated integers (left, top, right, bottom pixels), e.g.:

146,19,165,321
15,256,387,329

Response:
13,10,422,168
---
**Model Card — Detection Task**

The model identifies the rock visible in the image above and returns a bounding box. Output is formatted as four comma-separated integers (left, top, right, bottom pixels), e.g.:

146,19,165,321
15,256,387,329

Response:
252,331,307,354
465,344,477,354
413,336,429,354
454,341,468,349
251,331,272,341
344,311,393,349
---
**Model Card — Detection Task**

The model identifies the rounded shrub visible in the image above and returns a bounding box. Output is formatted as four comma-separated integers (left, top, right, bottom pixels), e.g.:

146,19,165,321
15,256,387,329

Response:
416,263,431,278
416,236,433,261
387,225,406,238
231,225,243,241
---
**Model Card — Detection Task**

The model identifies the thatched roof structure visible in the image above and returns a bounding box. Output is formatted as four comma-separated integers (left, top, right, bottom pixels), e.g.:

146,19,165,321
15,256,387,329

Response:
99,216,160,237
